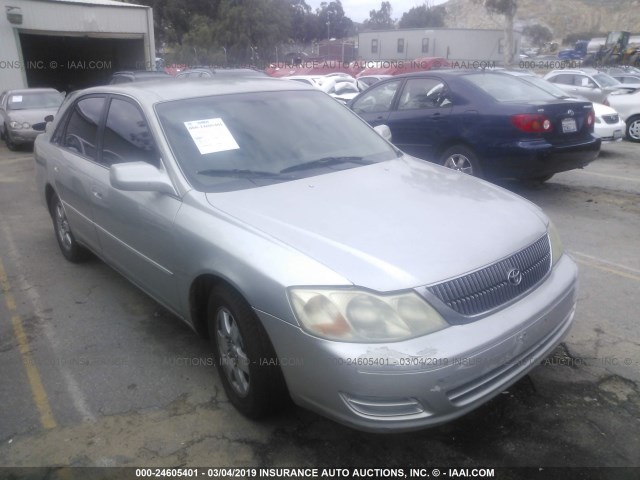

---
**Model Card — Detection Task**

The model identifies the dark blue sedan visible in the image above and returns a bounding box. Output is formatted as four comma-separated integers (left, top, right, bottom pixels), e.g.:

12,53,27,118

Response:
348,70,601,181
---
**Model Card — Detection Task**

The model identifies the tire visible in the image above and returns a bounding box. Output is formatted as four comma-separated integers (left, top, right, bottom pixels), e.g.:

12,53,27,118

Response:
4,125,18,151
440,145,482,177
625,115,640,143
49,194,89,263
208,285,288,419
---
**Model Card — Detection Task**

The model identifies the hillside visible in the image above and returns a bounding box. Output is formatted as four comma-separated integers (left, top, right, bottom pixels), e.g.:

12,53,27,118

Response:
442,0,640,43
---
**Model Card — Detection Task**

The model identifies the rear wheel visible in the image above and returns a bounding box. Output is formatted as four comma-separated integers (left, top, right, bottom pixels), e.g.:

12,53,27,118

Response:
529,174,554,183
208,286,288,419
626,115,640,142
50,194,89,262
440,145,482,177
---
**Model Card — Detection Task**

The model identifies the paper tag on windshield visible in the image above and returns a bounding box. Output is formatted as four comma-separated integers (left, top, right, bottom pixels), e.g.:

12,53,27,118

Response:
184,118,239,155
11,95,23,102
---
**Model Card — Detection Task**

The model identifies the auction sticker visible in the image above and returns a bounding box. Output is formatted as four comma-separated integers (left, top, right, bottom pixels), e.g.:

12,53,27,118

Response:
184,118,240,155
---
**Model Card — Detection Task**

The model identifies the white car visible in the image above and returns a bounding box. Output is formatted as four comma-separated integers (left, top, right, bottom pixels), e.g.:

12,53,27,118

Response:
320,76,360,103
606,90,640,142
593,102,626,143
283,75,325,89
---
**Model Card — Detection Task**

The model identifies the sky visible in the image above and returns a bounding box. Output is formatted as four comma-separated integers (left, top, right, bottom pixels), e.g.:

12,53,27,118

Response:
306,0,448,24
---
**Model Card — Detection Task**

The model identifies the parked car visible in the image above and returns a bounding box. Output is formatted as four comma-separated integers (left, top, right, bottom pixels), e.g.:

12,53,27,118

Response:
108,70,172,84
35,78,577,432
349,70,601,181
320,76,360,103
282,75,325,88
356,74,393,91
606,89,640,142
175,67,268,79
501,70,625,143
0,88,64,150
543,68,638,103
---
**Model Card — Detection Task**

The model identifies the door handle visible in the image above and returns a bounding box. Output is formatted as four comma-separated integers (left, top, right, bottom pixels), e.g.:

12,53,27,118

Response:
431,113,443,120
92,190,103,200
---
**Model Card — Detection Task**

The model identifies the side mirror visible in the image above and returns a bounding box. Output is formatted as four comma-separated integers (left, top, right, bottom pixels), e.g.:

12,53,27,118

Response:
32,122,46,132
45,115,54,122
110,161,176,195
373,124,392,142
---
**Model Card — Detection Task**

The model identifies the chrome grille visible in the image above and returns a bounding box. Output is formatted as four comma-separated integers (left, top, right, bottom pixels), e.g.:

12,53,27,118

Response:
602,114,619,124
427,235,551,317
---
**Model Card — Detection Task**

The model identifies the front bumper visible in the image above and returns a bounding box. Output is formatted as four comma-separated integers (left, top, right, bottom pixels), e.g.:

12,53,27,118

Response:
7,127,40,145
258,254,578,432
595,121,626,143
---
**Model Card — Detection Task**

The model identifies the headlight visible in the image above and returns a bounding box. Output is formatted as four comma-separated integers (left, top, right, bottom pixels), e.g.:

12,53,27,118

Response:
289,288,448,342
548,221,564,266
9,121,22,129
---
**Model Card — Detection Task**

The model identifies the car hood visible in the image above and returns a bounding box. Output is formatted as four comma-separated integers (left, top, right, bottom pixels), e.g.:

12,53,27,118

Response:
205,158,548,292
7,108,58,124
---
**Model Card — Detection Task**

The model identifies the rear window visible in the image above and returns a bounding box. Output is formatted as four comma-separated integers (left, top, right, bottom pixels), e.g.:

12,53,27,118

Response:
464,73,557,102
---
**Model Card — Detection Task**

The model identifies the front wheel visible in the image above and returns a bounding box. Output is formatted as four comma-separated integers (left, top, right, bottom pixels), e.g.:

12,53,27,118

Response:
50,194,89,262
4,125,18,151
208,286,288,419
440,145,482,177
626,115,640,143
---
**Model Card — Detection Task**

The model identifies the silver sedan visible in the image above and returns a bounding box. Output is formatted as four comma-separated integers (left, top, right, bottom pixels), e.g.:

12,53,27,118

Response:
34,78,577,432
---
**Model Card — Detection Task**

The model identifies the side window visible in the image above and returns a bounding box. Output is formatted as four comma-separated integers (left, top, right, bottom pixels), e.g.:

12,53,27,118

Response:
101,98,157,167
422,38,430,54
398,78,450,110
62,97,106,160
351,80,402,114
577,75,595,87
550,74,573,85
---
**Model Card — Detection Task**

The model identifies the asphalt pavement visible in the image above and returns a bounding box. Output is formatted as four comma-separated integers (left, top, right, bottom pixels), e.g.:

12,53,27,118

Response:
0,140,638,476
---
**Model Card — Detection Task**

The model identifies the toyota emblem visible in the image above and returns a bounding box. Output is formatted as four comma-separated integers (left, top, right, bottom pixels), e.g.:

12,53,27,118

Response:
507,268,522,286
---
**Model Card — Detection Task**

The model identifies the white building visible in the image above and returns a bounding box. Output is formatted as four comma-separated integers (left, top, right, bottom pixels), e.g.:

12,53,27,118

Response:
0,0,155,91
358,28,521,65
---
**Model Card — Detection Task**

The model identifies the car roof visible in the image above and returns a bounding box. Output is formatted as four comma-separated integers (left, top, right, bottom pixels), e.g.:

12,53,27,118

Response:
74,77,313,104
546,68,599,75
389,69,518,80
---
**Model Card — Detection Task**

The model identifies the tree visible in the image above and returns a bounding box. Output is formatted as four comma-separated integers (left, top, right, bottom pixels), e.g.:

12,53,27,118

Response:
363,2,394,31
398,4,446,29
289,0,319,44
316,1,354,40
212,0,292,64
474,0,518,66
522,24,553,48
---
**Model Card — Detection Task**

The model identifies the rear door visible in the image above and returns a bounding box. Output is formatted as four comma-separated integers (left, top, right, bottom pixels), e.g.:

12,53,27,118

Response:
52,95,107,252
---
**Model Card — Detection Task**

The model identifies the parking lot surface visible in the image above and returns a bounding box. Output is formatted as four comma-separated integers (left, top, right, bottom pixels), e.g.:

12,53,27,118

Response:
0,142,638,473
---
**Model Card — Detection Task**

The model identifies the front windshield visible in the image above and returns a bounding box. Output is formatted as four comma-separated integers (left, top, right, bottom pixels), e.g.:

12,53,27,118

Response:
8,91,63,110
593,73,621,88
464,73,558,102
156,90,398,192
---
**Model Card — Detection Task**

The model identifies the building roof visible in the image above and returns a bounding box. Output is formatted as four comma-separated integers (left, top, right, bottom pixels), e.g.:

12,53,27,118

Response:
45,0,148,9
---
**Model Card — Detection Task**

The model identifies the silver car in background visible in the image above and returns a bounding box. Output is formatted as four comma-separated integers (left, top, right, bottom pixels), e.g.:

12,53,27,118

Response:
34,78,577,432
0,88,64,150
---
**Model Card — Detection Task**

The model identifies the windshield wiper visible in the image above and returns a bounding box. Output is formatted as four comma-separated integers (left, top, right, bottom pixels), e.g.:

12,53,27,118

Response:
279,156,368,174
197,168,281,178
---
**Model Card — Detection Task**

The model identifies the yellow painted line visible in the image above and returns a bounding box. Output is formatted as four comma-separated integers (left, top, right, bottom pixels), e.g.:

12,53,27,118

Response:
571,253,640,282
0,258,57,430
